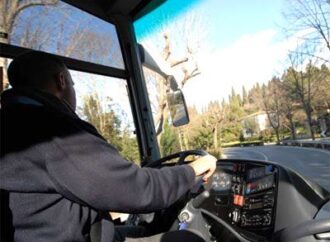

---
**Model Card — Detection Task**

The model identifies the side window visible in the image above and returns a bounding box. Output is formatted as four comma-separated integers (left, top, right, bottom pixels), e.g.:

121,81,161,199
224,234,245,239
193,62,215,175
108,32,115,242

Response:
2,1,124,69
72,71,140,164
0,58,140,165
0,2,140,164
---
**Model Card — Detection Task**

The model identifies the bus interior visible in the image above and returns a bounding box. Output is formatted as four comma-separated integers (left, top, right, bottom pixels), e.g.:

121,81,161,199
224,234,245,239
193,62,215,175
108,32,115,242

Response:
1,1,330,242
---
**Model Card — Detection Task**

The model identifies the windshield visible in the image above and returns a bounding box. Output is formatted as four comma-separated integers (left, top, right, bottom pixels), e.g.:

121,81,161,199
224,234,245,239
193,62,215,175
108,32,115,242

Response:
135,0,330,191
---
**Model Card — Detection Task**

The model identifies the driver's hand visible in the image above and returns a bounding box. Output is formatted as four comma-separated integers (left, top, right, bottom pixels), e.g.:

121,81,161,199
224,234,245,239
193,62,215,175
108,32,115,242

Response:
109,212,129,222
188,155,217,181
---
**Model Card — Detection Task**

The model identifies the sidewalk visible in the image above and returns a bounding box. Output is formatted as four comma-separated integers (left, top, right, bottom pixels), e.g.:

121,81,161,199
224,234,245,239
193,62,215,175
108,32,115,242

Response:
281,138,330,150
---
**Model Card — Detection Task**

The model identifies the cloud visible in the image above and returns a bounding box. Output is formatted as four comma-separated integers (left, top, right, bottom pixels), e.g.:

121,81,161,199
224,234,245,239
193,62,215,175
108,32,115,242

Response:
183,28,311,109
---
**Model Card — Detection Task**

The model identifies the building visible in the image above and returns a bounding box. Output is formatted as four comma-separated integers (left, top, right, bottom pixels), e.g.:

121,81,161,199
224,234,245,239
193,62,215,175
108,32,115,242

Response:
241,111,269,138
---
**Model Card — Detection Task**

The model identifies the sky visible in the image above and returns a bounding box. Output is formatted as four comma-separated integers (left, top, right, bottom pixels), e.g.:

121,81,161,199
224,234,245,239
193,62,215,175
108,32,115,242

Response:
134,0,302,109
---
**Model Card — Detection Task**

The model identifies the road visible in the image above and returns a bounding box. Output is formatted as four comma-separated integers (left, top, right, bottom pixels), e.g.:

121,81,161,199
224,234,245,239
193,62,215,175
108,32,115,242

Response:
223,145,330,192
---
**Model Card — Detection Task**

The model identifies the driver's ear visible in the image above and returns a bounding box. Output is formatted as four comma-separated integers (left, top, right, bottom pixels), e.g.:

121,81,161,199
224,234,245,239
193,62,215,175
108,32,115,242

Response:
55,71,66,91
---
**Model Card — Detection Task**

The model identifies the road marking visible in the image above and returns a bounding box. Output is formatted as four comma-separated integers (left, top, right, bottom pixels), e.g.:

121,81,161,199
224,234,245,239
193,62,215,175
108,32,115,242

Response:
249,150,269,161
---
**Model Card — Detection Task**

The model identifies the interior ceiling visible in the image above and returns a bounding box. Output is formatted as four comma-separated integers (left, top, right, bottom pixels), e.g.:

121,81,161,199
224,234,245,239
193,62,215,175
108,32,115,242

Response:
62,0,161,22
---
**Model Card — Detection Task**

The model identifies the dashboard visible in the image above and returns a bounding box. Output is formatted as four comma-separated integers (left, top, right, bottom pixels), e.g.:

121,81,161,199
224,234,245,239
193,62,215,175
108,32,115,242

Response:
201,161,279,241
149,155,329,241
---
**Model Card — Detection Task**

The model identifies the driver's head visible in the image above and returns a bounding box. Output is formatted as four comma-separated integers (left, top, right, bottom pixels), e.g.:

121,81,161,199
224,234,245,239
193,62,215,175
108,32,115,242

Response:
7,51,76,111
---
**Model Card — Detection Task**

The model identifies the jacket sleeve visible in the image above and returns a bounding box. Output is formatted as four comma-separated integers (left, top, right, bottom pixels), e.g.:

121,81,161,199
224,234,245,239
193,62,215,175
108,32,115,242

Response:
45,130,196,212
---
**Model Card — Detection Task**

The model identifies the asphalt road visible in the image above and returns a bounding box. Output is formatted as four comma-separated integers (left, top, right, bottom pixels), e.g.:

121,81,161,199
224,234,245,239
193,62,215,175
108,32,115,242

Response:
223,145,330,192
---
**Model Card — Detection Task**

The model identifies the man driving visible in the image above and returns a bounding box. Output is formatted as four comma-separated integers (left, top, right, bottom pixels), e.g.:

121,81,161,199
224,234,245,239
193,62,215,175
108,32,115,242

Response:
0,51,217,242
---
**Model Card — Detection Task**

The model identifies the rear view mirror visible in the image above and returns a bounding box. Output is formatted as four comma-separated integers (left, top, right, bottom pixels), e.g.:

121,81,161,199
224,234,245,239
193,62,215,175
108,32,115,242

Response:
167,90,189,127
139,44,190,129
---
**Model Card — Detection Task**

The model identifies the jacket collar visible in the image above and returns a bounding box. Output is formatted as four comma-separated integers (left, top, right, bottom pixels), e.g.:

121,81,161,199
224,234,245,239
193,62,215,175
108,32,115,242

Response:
1,88,78,119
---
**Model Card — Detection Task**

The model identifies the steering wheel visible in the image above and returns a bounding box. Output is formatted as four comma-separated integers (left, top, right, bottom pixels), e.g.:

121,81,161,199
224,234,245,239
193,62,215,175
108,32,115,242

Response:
145,149,209,168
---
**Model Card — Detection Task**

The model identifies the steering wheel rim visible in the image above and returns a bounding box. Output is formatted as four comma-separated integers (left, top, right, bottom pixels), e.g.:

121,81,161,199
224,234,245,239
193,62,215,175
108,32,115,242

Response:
145,149,209,168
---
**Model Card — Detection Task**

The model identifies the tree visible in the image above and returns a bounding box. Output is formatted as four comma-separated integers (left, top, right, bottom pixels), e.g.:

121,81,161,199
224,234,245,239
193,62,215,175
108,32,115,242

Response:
191,121,213,151
120,127,140,164
159,120,180,157
0,0,59,44
283,0,330,61
285,52,329,139
142,13,206,148
230,87,236,102
242,86,248,105
82,93,122,147
204,101,226,152
261,78,283,143
182,105,204,150
281,84,297,140
0,0,122,90
82,92,141,164
313,64,330,116
155,29,201,137
247,83,263,110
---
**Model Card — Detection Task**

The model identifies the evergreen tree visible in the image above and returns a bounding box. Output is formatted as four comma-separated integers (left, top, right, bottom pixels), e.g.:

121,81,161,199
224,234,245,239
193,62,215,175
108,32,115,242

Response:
242,86,248,105
160,120,180,156
119,127,140,164
82,92,141,163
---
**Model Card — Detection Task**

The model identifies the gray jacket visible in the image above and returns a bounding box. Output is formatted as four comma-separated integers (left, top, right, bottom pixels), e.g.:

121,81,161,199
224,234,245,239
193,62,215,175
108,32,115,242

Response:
0,88,195,242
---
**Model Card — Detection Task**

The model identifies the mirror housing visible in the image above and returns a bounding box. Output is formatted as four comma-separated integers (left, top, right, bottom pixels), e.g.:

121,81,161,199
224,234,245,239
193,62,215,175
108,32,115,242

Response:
167,89,189,127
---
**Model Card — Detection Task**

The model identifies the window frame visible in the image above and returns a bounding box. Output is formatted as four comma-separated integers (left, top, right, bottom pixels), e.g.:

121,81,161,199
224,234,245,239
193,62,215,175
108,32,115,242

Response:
0,44,127,80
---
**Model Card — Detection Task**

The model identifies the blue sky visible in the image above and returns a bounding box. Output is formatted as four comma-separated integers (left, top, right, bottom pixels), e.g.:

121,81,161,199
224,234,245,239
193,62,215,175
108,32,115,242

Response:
196,0,286,47
135,0,200,40
135,0,286,50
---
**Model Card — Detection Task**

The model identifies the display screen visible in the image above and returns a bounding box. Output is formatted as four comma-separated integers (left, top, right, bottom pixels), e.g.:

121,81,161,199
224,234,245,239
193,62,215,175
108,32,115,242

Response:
245,174,275,195
246,165,274,181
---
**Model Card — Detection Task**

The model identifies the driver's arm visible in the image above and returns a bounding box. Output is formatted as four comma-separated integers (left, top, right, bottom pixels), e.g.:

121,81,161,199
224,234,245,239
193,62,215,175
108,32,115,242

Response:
45,129,216,213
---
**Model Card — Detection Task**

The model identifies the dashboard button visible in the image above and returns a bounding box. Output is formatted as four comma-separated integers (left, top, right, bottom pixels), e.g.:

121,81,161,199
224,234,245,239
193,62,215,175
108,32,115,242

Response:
233,195,244,206
215,195,228,206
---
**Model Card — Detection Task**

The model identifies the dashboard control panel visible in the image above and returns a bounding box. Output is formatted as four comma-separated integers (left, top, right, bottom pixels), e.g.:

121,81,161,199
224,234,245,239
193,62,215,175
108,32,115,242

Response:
202,161,278,240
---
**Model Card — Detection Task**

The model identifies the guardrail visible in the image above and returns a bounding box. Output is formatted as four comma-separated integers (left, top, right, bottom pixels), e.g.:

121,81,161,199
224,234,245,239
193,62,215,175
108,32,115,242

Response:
282,139,330,151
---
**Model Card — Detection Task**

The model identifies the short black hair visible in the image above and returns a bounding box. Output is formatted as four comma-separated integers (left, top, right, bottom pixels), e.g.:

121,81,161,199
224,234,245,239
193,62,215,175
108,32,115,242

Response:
8,51,66,89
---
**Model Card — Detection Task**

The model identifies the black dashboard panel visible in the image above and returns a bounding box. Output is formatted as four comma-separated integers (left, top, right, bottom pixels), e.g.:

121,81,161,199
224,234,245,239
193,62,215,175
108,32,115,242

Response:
201,161,279,241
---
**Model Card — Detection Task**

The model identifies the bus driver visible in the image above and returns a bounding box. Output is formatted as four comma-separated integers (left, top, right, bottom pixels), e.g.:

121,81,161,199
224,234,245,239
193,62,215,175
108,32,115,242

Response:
0,51,217,242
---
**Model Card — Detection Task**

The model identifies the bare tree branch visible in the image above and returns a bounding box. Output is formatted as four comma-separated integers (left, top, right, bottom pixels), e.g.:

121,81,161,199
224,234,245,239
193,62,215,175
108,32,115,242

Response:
7,0,59,37
162,33,171,61
170,57,188,67
283,0,330,53
181,66,201,87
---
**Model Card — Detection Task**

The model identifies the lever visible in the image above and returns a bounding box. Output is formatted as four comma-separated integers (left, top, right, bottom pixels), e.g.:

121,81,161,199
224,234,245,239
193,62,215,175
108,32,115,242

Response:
192,190,210,209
